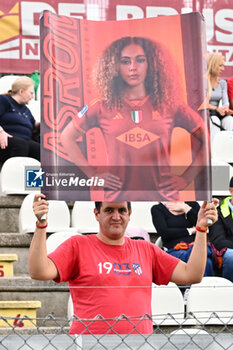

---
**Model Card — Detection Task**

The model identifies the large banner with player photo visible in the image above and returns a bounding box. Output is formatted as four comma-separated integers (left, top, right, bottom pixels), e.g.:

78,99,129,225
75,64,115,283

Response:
40,10,211,201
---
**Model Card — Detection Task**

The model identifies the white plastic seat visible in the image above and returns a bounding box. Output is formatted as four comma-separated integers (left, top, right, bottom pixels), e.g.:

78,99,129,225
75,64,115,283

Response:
28,100,41,122
128,202,157,234
151,282,185,325
71,201,98,233
0,171,3,196
154,236,163,248
0,75,20,94
46,231,80,254
186,276,233,325
67,294,74,320
19,192,72,233
0,157,41,195
212,131,233,163
211,159,233,196
170,328,208,335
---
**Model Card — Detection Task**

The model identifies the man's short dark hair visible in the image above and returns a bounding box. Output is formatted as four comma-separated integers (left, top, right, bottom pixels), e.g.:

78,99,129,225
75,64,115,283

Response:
95,202,131,213
230,177,233,188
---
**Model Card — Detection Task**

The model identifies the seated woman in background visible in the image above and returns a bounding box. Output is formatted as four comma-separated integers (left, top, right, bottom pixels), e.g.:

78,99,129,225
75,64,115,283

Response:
0,76,40,163
151,201,215,276
207,52,233,145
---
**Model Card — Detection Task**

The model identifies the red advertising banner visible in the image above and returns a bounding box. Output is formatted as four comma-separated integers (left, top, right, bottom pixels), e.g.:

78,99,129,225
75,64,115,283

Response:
0,0,232,79
40,10,211,201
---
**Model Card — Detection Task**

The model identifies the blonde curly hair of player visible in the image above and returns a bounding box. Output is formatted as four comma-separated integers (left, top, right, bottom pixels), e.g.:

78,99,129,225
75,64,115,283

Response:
93,36,182,113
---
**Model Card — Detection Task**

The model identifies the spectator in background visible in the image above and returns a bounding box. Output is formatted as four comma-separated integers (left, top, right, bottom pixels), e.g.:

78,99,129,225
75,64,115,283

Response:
207,53,233,145
151,201,215,276
0,76,40,163
209,177,233,282
227,76,233,110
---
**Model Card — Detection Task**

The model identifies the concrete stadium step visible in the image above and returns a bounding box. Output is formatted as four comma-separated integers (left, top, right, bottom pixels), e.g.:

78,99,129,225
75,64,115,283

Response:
0,232,31,246
0,233,32,275
0,275,69,326
0,195,24,233
0,326,70,336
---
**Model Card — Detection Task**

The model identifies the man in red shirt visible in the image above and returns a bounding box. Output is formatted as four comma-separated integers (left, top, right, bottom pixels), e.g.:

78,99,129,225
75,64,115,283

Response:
29,194,218,334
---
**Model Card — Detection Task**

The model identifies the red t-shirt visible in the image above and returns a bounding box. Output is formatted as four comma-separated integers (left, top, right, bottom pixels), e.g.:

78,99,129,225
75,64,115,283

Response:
73,97,204,201
227,77,233,100
48,234,179,334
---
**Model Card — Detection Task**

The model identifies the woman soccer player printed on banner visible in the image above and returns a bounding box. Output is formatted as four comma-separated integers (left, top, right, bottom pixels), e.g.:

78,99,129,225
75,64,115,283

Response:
61,36,209,201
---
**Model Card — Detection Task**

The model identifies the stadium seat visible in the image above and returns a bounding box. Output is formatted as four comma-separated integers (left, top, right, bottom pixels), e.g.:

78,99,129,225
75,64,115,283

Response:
154,236,163,248
67,294,74,320
0,172,3,196
46,231,80,254
128,202,157,234
18,192,72,233
0,157,41,195
151,282,185,325
71,201,99,233
170,328,208,335
28,100,41,122
186,276,233,325
212,131,233,164
0,75,20,94
211,159,233,196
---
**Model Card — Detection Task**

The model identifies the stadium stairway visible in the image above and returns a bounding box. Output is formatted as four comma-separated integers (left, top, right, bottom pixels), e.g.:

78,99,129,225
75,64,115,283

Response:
0,195,72,327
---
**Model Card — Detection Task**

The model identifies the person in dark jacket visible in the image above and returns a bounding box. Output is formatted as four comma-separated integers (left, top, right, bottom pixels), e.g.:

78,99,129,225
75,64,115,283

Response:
0,76,40,163
209,177,233,282
151,201,215,276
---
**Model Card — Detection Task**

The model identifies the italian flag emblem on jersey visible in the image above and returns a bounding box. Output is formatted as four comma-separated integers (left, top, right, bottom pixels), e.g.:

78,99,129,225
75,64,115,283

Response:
131,110,142,123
